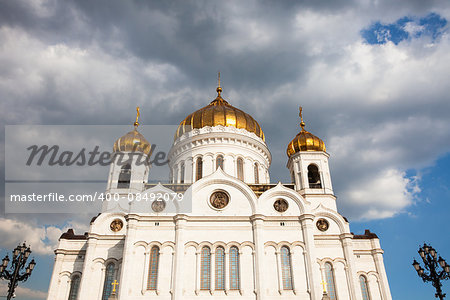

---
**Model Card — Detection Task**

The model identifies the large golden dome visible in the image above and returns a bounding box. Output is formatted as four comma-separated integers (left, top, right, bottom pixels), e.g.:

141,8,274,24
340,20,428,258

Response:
175,84,265,141
286,107,326,157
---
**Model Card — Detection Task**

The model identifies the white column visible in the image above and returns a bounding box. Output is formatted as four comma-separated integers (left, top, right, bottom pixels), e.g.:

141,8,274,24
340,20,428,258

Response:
250,214,266,300
195,250,201,295
185,157,193,183
291,248,301,295
172,214,188,300
299,214,321,299
340,233,358,300
225,249,230,293
77,237,99,299
210,250,216,294
47,253,64,300
224,155,235,177
244,158,253,183
204,154,214,177
118,217,138,298
275,250,283,294
371,240,392,300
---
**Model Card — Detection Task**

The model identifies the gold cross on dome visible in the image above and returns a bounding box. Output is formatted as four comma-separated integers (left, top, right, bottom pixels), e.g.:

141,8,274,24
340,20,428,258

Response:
134,106,140,128
320,280,328,293
111,279,119,293
299,106,306,131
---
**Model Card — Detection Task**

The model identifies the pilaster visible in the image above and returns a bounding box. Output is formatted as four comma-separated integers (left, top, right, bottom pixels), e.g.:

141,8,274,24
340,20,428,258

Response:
250,214,266,300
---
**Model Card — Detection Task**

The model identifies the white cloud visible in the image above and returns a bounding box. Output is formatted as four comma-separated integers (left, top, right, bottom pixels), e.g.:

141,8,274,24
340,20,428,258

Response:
0,218,88,255
0,281,47,299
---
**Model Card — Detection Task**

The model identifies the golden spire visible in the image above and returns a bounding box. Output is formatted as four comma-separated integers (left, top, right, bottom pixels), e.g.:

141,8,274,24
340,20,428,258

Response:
134,106,140,128
299,106,306,131
216,71,222,97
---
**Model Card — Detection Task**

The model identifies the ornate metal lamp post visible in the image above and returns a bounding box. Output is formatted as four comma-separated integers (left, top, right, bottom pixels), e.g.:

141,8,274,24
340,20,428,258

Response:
0,242,36,300
413,243,450,299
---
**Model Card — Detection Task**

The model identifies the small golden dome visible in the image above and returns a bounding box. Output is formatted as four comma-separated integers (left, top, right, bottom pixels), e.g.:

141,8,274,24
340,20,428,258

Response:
113,107,152,156
286,107,326,157
113,129,152,156
175,80,265,141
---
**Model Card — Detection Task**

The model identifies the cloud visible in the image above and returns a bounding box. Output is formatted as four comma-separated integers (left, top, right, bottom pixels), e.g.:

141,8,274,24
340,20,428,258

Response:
0,218,88,255
0,0,449,227
0,281,47,299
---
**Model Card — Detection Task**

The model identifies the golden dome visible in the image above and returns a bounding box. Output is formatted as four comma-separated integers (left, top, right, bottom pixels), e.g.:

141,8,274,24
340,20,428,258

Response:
175,81,265,141
113,107,152,156
113,129,152,156
286,107,326,157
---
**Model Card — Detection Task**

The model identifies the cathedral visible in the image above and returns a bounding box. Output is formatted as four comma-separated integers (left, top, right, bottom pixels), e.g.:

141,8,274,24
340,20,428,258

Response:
47,80,392,300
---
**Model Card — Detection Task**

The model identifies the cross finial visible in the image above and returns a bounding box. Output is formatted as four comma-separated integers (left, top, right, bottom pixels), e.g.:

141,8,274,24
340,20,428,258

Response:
134,106,140,128
299,106,306,131
320,280,328,293
111,279,119,293
216,71,222,97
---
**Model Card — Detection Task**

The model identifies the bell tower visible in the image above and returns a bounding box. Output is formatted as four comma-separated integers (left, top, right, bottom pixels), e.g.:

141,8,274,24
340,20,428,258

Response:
286,107,335,209
106,107,151,198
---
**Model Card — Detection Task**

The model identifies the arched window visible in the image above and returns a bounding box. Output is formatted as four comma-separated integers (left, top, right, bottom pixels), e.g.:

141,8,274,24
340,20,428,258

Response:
196,157,203,181
200,247,211,290
180,162,185,183
215,247,225,290
216,155,224,170
254,162,259,184
147,246,160,290
325,262,337,300
280,246,293,290
101,263,115,300
360,275,371,300
237,158,244,181
308,164,322,188
229,246,240,290
118,164,131,188
67,275,80,300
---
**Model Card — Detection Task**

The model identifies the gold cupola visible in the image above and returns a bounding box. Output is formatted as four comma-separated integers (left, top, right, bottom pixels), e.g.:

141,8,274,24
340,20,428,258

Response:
175,74,265,141
286,107,326,157
113,107,152,156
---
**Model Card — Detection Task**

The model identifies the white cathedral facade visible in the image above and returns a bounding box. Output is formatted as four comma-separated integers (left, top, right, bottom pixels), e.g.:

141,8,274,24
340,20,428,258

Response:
47,83,392,300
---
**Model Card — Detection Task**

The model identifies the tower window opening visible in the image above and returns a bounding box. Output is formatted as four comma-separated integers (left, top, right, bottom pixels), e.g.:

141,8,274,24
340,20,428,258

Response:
101,263,116,300
117,164,131,188
68,275,80,300
237,157,244,181
360,275,371,300
280,246,293,290
229,246,240,290
254,162,259,184
216,155,224,170
200,246,211,290
215,247,225,290
307,164,322,189
325,262,337,300
196,157,203,181
180,162,185,183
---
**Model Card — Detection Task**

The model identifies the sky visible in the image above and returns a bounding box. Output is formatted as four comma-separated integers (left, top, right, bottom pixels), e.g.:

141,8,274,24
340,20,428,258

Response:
0,0,450,299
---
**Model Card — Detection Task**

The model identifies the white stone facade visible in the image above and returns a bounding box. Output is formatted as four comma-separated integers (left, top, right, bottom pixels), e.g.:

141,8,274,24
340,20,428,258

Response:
47,122,392,300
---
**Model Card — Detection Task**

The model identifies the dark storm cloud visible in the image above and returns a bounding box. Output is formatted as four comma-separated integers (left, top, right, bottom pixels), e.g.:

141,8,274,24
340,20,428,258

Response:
0,0,450,241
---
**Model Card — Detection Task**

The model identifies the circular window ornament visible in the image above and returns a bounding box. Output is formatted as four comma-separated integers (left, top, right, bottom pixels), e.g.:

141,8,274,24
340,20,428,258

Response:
152,200,166,213
316,218,329,232
273,199,289,213
210,191,229,209
110,219,123,232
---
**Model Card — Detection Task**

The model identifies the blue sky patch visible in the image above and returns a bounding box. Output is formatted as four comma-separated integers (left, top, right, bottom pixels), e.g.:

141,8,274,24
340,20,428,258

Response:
362,13,447,45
